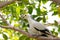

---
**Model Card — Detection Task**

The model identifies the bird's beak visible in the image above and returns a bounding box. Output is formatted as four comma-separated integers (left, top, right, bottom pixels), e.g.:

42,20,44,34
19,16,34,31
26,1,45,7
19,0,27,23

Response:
20,14,24,19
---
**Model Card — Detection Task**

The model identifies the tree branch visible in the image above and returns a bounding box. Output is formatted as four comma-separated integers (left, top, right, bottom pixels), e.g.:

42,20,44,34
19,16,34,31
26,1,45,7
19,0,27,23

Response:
0,0,16,8
0,25,60,40
0,0,60,9
0,25,32,37
49,0,60,5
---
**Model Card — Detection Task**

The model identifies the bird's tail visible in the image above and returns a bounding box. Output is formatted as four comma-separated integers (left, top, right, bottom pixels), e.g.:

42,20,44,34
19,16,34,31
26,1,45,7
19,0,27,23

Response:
46,32,56,37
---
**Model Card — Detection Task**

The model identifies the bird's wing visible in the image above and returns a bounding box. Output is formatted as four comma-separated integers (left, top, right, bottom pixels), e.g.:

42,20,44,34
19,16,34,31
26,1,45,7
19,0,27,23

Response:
34,27,56,37
33,22,46,30
34,27,51,35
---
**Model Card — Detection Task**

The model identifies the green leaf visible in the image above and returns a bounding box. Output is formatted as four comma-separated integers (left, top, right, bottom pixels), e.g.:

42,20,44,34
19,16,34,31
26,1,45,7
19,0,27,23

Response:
42,0,48,4
36,7,41,16
52,11,58,15
22,0,29,4
16,6,20,20
32,15,37,19
22,22,26,27
43,15,46,22
16,6,20,14
25,37,30,40
3,34,8,40
36,17,42,22
54,20,58,26
54,32,58,36
58,25,60,32
27,6,33,14
37,0,41,2
19,35,26,40
51,29,55,34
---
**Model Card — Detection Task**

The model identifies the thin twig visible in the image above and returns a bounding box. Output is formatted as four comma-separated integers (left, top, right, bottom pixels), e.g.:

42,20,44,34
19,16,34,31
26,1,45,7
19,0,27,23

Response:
0,13,11,26
0,0,16,8
49,0,60,5
0,25,60,40
0,25,32,37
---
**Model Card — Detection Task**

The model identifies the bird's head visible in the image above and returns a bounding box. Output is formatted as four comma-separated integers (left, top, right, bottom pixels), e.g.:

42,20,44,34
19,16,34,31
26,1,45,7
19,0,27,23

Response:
21,14,31,19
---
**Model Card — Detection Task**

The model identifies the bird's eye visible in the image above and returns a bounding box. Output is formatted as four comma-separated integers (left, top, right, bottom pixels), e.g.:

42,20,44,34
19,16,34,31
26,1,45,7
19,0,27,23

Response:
25,15,26,16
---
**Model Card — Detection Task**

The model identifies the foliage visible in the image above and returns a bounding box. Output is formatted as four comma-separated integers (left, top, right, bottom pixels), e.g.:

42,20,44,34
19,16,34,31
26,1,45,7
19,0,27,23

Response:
0,0,60,40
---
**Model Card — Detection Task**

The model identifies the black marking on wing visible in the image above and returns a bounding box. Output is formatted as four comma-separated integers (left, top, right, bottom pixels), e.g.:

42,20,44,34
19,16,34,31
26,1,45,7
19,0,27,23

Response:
34,27,50,35
40,34,48,37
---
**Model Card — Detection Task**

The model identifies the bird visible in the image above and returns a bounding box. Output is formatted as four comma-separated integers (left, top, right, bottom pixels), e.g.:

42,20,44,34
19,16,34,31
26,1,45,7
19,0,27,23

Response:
21,14,55,37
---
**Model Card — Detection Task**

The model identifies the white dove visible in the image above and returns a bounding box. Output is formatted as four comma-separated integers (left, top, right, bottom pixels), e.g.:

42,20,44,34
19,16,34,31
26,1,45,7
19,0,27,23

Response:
21,14,55,37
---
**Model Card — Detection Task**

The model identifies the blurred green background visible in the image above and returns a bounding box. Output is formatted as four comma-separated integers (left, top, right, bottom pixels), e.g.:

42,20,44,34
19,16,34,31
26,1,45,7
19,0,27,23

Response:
0,0,60,40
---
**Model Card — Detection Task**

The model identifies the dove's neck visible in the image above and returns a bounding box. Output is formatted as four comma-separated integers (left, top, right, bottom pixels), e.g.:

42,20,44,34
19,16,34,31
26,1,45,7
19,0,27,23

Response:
27,17,36,25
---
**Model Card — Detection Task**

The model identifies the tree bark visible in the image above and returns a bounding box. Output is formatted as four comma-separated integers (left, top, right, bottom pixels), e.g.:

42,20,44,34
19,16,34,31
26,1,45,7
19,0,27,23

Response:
0,0,60,9
0,25,60,40
0,0,16,8
50,0,60,5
